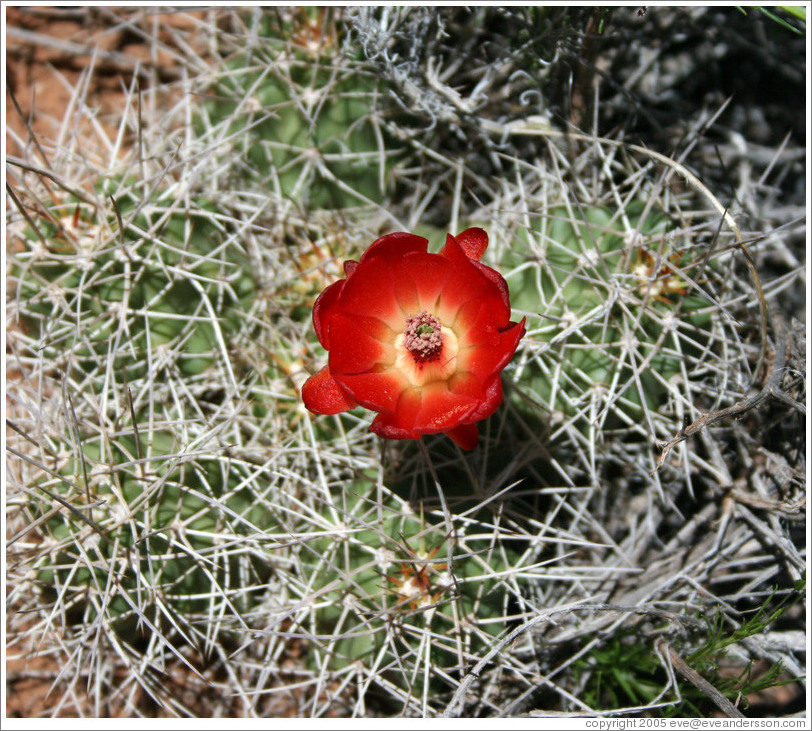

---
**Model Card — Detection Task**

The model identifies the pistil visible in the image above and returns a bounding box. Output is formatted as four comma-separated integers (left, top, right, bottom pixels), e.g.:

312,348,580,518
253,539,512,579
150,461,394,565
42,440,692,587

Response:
403,311,443,362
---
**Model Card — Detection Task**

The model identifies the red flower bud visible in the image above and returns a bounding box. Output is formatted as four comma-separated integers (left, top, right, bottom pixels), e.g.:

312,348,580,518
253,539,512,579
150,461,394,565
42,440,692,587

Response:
301,228,525,449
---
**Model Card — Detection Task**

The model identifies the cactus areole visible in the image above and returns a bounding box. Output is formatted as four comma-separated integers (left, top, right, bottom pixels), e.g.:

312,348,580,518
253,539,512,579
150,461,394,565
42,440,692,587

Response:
302,228,525,449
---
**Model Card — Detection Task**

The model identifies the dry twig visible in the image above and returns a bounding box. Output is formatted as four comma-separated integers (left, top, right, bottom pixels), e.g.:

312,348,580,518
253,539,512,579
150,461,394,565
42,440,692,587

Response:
655,313,804,471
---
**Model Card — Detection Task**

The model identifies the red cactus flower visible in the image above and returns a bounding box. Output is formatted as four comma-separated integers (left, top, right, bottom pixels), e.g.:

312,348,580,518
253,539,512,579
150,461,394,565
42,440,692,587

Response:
301,228,525,449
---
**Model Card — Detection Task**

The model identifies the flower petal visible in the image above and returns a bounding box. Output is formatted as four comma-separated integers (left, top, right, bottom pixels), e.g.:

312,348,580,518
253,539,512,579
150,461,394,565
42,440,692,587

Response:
445,423,480,450
445,228,489,263
466,375,504,422
337,368,410,413
397,249,497,324
302,366,358,415
414,382,478,432
454,299,502,348
303,227,525,450
494,317,527,372
392,264,422,316
460,317,526,382
436,272,500,324
473,261,511,314
337,253,407,330
447,370,487,401
369,412,421,441
395,251,449,314
312,278,346,350
369,387,422,439
328,313,394,375
358,231,428,267
368,383,479,438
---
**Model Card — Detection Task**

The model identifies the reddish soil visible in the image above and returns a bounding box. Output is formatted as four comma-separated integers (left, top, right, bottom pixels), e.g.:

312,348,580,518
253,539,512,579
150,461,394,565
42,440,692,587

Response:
5,6,204,158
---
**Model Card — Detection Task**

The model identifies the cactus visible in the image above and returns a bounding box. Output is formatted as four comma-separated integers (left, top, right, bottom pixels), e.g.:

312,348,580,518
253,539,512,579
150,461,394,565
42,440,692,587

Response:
295,478,531,706
6,6,803,720
502,198,718,434
5,6,403,707
33,431,278,641
197,7,397,210
7,179,278,650
10,186,256,382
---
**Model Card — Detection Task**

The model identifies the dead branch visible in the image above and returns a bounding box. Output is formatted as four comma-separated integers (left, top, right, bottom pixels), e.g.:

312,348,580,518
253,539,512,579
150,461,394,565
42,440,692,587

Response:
655,314,805,471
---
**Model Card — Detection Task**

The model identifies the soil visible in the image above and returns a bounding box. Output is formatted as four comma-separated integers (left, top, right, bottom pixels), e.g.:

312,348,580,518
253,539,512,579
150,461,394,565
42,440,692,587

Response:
5,6,204,159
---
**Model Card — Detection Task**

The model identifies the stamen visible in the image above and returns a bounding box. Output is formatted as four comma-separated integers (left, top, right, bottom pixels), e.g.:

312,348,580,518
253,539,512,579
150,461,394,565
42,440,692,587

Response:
403,311,443,362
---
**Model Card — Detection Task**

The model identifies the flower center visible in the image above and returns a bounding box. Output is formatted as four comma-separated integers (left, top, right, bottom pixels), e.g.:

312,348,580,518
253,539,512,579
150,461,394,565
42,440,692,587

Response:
403,311,443,362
